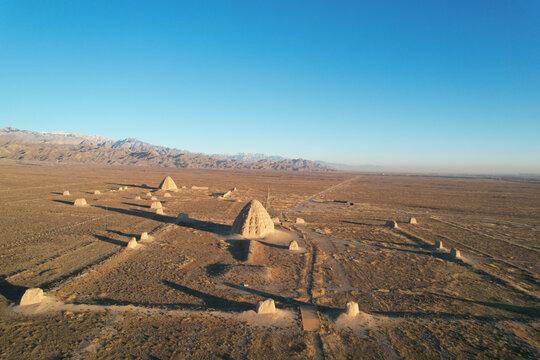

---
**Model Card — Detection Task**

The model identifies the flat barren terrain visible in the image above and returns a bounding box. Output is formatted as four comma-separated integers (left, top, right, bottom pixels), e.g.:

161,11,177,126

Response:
0,162,538,359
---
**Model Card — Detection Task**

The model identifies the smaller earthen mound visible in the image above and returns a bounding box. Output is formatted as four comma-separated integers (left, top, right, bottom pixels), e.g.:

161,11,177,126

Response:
386,220,398,229
127,237,138,249
409,217,417,224
159,176,178,191
451,248,461,259
164,192,172,198
73,198,87,206
145,192,152,197
256,298,276,314
150,201,162,209
140,232,148,240
94,190,101,195
62,191,70,196
232,187,238,192
296,218,305,224
346,301,360,316
20,288,44,306
156,208,164,215
288,240,299,251
151,196,158,200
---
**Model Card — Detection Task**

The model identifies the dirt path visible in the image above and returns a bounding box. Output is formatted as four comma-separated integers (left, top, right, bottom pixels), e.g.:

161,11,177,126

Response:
282,176,358,220
304,228,353,292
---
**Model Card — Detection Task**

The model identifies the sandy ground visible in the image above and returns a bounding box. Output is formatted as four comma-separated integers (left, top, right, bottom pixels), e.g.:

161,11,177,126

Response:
0,162,539,359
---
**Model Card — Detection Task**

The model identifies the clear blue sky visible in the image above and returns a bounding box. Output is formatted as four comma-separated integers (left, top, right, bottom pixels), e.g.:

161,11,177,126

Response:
1,1,539,173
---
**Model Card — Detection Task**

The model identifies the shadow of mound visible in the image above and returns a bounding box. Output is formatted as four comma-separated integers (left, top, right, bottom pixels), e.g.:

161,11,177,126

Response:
93,205,162,221
225,239,250,261
52,199,75,205
163,280,253,311
92,206,231,235
0,277,28,303
107,183,155,190
178,214,231,235
94,234,126,247
258,240,288,250
121,202,150,209
206,263,230,277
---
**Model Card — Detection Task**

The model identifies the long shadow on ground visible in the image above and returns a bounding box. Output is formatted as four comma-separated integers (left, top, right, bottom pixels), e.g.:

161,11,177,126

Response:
94,234,126,247
106,229,140,239
0,277,28,303
92,205,231,235
107,182,154,190
121,202,150,209
52,199,75,206
162,280,253,311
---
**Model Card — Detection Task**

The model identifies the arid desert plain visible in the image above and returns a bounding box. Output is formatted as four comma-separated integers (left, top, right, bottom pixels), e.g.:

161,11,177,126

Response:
0,163,539,359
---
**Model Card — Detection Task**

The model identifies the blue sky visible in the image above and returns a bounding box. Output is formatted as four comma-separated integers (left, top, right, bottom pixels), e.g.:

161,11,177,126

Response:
1,1,539,173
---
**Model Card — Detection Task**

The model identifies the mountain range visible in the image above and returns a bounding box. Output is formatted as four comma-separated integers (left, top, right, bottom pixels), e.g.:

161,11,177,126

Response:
0,127,334,172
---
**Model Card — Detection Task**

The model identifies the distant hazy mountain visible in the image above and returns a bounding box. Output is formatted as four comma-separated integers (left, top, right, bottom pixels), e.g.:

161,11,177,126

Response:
315,160,384,172
218,152,287,162
0,127,333,172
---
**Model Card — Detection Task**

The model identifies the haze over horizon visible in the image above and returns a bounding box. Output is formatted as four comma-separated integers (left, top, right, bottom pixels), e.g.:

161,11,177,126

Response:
1,1,539,174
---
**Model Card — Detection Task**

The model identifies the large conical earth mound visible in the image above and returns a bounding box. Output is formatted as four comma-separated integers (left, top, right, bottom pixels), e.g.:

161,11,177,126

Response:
158,176,177,191
231,200,274,238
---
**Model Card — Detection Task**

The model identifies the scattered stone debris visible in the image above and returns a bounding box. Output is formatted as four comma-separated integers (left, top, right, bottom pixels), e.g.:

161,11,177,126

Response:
295,218,305,224
151,201,162,209
140,232,148,240
127,237,138,249
288,240,299,251
451,248,462,259
256,298,276,314
409,217,417,224
62,190,70,196
73,198,87,206
20,288,44,306
386,220,398,229
159,176,178,191
232,200,274,238
346,301,360,316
